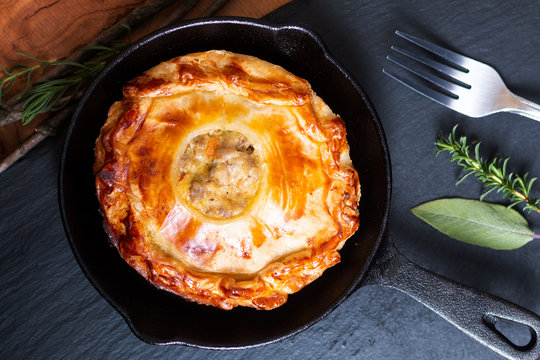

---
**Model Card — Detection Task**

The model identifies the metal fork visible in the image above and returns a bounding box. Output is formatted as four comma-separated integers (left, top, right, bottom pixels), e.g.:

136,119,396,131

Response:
383,30,540,121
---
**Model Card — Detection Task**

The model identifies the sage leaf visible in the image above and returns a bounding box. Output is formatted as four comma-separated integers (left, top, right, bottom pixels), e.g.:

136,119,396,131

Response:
411,198,535,250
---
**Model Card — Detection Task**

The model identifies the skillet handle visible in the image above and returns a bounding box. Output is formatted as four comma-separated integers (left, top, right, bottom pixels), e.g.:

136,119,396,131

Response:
363,238,540,360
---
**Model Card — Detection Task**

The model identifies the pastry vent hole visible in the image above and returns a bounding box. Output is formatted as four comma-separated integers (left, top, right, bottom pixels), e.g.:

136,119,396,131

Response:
177,130,261,219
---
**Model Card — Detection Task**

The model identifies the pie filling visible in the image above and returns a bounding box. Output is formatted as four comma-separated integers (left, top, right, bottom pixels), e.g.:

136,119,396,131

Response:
177,130,261,219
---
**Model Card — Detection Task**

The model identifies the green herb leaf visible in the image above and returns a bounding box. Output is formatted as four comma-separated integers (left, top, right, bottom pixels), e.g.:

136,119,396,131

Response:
412,198,536,250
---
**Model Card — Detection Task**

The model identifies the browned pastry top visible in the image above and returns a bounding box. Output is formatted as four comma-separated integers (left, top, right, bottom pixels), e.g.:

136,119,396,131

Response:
94,50,360,310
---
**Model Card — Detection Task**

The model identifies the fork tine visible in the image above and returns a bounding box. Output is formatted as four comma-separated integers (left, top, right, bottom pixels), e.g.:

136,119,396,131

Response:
390,45,471,87
382,68,458,110
395,30,470,72
386,54,460,97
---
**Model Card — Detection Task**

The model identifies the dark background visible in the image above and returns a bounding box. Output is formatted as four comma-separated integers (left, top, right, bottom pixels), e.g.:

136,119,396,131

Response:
1,0,539,359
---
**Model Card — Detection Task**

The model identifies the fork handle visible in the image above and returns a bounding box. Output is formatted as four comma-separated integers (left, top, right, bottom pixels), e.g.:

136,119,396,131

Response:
505,93,540,121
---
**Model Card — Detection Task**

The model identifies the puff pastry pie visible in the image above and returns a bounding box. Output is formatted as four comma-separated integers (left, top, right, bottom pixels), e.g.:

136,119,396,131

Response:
94,50,360,310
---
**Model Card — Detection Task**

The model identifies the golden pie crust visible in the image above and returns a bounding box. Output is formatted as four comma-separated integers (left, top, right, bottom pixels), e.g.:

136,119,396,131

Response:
94,50,360,310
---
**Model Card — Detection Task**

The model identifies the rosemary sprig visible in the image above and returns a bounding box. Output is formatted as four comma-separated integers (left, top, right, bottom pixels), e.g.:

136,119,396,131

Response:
0,37,130,125
436,125,540,213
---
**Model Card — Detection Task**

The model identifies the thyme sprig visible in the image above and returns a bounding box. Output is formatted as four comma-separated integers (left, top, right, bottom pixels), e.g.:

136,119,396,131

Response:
0,32,130,125
436,125,540,213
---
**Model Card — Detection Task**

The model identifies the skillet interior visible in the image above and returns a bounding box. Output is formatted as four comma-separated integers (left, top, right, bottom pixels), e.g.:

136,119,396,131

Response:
59,18,391,348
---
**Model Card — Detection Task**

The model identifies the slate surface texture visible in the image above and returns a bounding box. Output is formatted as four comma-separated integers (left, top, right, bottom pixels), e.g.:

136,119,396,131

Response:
1,0,540,359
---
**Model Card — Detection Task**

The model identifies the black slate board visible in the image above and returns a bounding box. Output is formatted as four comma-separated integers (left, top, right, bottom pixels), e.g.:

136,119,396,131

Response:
1,0,539,359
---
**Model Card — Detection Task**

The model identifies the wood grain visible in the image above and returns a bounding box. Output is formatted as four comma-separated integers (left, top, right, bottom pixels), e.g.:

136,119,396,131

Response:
0,0,291,161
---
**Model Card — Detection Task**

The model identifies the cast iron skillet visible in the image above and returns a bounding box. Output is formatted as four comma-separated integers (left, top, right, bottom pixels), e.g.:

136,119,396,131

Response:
59,18,540,359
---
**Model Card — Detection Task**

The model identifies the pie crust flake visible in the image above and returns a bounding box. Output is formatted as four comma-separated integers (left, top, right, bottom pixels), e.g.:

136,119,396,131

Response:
94,50,360,310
